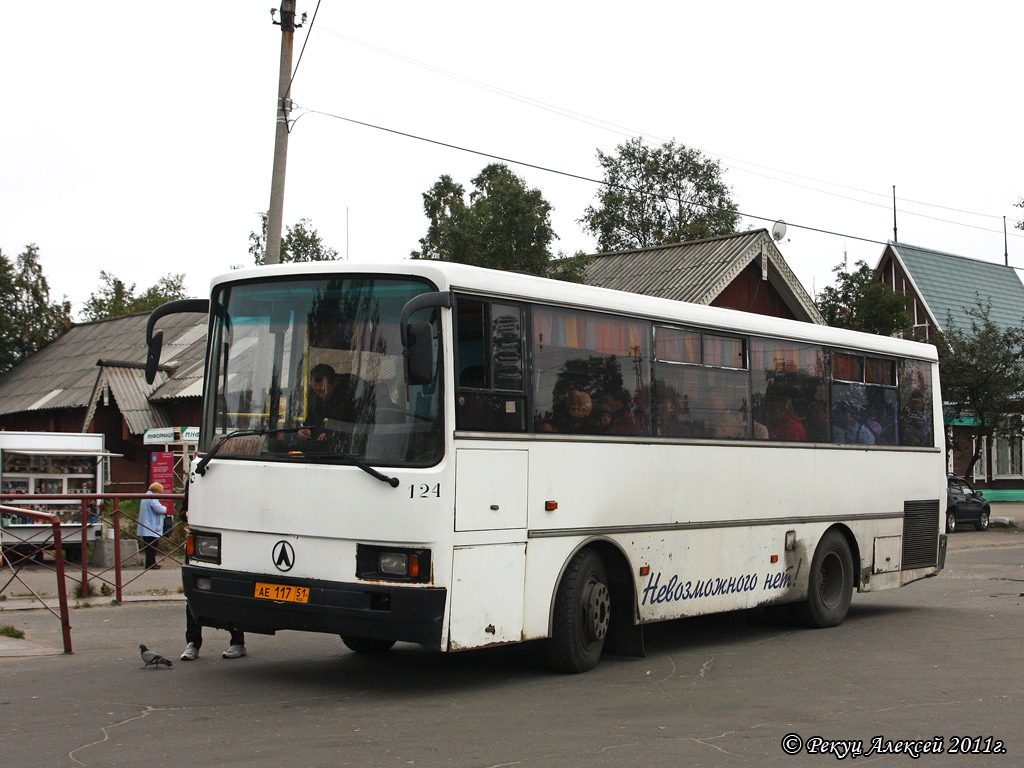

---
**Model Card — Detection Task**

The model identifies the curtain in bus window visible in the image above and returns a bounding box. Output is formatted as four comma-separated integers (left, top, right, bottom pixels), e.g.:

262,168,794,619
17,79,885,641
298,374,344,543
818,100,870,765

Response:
898,359,933,447
866,357,896,386
833,352,864,382
655,327,701,364
750,339,827,442
703,335,745,369
532,306,650,436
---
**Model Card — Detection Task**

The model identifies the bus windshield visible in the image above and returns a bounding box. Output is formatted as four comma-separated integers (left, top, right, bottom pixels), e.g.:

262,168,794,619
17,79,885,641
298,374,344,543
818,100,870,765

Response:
202,276,444,467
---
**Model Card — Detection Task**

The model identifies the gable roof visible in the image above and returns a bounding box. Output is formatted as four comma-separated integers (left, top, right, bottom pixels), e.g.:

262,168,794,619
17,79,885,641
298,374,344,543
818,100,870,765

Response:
0,311,208,432
583,229,824,324
881,242,1024,332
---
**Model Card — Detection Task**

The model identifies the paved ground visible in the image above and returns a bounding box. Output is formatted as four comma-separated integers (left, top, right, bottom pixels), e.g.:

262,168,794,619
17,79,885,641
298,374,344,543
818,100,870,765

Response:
0,506,1021,768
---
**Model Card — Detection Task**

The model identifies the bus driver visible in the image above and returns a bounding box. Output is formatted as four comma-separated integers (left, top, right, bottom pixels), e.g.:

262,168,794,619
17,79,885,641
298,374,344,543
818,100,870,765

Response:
297,364,368,440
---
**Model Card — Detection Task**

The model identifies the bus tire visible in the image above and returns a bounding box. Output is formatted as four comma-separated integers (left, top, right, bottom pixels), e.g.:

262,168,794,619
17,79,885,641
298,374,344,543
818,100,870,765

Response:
547,548,610,674
341,636,396,655
793,529,853,629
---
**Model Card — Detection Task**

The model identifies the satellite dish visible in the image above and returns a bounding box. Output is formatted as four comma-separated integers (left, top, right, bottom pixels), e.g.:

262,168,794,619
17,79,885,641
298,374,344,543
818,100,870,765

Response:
771,220,788,242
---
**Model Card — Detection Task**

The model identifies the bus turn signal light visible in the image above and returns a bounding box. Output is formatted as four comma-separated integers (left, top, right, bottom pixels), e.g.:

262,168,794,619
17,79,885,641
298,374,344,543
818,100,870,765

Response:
545,501,558,511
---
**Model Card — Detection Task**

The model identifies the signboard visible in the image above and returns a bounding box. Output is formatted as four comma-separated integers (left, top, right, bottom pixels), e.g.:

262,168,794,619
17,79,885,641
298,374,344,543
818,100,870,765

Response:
150,451,175,517
144,427,200,444
144,428,175,445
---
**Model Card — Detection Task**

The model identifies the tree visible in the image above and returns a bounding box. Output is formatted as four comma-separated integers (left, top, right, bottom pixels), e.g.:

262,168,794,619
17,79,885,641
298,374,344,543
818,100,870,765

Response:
580,137,740,252
0,244,73,373
938,299,1024,478
249,212,339,265
1016,197,1023,232
80,271,189,322
412,163,591,281
815,260,914,337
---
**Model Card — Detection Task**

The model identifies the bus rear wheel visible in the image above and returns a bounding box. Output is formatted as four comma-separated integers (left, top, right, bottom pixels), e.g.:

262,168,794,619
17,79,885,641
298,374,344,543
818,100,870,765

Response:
547,548,610,674
793,529,853,629
342,636,396,655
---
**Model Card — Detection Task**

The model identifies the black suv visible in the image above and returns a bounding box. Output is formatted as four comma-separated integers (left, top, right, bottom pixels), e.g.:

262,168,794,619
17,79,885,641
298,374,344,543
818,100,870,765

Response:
946,475,991,532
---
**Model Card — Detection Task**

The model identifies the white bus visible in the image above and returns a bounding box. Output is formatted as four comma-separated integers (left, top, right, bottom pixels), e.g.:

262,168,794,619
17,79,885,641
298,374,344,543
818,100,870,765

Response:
147,260,946,672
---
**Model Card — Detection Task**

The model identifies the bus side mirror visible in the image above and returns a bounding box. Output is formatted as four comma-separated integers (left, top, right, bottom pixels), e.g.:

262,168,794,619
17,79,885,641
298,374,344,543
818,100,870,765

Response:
145,298,211,384
400,291,453,386
145,330,164,385
406,322,434,386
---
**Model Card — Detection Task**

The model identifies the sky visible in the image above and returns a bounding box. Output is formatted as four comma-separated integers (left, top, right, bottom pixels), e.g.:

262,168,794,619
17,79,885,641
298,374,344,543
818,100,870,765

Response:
3,2,1022,320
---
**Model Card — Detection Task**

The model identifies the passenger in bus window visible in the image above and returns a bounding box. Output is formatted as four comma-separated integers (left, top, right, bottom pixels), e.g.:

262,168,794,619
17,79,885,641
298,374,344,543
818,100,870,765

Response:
543,390,599,434
832,404,874,444
766,396,806,441
298,364,368,440
806,399,830,442
900,392,932,446
595,390,642,435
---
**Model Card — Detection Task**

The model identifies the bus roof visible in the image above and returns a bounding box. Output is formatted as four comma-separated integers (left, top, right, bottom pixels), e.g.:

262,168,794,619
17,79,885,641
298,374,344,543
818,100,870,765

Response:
214,260,938,362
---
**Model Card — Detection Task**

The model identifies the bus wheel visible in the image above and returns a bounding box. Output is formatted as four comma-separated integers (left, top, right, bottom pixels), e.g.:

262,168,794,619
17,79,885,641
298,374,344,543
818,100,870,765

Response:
793,529,853,629
547,549,610,673
342,636,396,655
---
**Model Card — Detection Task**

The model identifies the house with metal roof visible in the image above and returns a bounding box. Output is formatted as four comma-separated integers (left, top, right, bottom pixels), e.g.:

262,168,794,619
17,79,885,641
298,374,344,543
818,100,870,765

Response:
584,229,824,324
0,311,207,490
877,241,1024,341
877,241,1024,499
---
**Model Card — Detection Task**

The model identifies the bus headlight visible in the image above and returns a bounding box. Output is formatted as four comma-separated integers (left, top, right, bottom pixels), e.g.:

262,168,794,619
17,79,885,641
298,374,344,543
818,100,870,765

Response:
379,552,409,575
357,544,431,583
189,531,222,564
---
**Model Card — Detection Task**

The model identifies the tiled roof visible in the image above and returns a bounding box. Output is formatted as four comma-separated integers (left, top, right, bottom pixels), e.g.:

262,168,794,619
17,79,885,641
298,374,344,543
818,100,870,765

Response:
886,242,1024,332
584,229,823,323
0,311,208,430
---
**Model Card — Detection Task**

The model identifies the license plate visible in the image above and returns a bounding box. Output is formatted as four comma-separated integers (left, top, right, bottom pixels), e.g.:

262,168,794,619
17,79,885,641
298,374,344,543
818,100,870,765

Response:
254,582,310,603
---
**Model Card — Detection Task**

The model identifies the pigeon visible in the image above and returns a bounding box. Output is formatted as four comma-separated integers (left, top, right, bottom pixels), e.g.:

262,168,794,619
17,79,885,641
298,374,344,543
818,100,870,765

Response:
139,644,173,669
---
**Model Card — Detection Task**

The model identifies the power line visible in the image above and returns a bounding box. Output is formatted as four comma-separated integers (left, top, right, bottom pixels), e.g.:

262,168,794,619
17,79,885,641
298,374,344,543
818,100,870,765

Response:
301,106,890,247
321,27,1024,232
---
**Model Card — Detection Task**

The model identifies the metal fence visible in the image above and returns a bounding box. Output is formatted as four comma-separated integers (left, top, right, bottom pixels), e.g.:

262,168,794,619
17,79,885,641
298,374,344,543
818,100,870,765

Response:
0,493,184,653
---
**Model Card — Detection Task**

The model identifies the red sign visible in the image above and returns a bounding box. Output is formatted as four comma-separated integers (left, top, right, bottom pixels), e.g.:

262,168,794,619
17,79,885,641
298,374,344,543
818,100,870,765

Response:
150,452,175,518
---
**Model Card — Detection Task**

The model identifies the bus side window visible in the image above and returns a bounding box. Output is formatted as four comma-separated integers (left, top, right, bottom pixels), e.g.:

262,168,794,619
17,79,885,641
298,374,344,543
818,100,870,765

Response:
455,296,527,432
750,339,827,443
532,306,651,436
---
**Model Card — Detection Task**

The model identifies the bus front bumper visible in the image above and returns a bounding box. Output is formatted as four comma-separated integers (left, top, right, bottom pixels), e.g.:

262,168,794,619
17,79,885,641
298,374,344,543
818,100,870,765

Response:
182,565,447,648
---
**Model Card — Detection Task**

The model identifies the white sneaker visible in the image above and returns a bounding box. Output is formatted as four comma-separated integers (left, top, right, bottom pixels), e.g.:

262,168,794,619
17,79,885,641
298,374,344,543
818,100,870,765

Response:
222,644,247,659
180,643,199,661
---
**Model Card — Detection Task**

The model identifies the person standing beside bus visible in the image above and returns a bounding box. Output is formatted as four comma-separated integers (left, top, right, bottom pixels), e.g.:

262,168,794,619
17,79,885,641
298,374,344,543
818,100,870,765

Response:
136,482,166,570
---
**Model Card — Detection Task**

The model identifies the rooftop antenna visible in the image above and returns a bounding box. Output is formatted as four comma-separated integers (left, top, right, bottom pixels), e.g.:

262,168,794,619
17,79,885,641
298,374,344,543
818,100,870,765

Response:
892,185,898,242
771,220,787,242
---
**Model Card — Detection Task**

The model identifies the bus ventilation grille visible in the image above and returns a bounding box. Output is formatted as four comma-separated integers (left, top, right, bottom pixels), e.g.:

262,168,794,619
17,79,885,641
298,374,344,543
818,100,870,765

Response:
902,499,940,570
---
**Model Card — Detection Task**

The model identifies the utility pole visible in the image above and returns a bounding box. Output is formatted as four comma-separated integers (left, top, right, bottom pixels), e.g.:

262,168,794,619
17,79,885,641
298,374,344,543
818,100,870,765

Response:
265,3,304,265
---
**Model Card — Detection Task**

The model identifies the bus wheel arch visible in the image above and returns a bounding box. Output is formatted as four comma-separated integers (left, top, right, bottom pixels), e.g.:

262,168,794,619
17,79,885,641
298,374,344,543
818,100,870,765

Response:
793,525,856,629
546,541,635,673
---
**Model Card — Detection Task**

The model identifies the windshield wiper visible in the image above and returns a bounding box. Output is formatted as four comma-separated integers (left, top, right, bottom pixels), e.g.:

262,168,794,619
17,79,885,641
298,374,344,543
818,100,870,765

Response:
314,453,401,487
195,426,400,488
194,426,308,477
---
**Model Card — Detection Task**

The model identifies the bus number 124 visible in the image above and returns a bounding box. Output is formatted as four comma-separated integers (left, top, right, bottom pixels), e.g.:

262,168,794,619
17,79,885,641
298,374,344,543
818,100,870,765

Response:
410,483,441,499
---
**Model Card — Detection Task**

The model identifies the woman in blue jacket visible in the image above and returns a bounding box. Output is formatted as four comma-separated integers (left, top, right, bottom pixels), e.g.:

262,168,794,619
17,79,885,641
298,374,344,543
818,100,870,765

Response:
136,482,167,570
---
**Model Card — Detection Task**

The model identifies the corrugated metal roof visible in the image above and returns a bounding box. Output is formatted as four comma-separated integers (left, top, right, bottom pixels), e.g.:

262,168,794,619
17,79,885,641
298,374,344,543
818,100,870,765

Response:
103,364,172,434
584,229,823,323
888,243,1024,332
0,311,208,418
